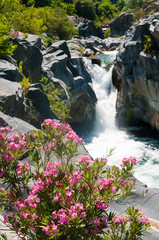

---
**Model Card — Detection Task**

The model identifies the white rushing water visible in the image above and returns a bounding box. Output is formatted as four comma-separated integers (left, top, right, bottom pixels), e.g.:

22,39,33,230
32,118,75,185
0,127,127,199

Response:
83,53,159,188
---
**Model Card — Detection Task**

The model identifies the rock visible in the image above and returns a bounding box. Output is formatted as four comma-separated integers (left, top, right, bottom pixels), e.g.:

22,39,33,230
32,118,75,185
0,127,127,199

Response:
0,59,22,82
77,19,104,39
149,21,159,48
89,56,101,66
44,40,71,58
0,77,24,118
0,111,37,134
70,82,97,123
12,38,42,83
109,179,159,240
79,36,106,53
113,13,159,129
83,48,95,57
43,53,74,87
109,12,133,37
103,37,124,51
27,85,57,121
25,34,46,50
69,54,92,82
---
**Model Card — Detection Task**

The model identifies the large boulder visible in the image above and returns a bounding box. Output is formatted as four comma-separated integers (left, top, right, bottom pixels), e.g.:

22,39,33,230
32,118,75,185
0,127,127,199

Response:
70,82,97,123
0,77,24,118
103,37,124,51
77,19,104,39
109,179,159,240
27,84,56,121
109,12,133,37
12,38,43,83
42,40,97,123
0,59,22,82
113,13,159,129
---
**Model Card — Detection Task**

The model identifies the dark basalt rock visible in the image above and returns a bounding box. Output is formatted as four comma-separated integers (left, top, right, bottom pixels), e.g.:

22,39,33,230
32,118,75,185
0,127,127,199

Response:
0,59,22,82
44,40,71,58
113,13,159,129
12,38,42,83
103,37,124,51
0,111,37,134
76,19,104,39
0,77,24,118
27,85,57,121
109,12,133,37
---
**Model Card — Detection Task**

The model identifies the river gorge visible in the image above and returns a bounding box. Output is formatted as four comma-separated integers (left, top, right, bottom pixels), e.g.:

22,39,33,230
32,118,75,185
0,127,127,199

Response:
73,52,159,189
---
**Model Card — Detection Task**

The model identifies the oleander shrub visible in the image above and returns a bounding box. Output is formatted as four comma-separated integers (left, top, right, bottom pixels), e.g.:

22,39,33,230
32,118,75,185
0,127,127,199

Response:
0,119,150,239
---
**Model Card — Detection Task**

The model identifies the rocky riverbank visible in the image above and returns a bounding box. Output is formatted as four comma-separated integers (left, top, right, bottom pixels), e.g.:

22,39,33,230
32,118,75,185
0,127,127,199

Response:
1,13,159,239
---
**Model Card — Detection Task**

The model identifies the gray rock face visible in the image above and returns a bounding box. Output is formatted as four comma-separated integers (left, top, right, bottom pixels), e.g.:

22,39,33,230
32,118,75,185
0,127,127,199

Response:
12,38,42,83
0,111,37,134
113,13,159,129
27,85,56,121
42,40,97,123
70,82,97,123
109,179,159,240
77,19,104,39
0,77,24,118
0,59,22,82
109,12,133,37
103,37,124,51
25,34,46,50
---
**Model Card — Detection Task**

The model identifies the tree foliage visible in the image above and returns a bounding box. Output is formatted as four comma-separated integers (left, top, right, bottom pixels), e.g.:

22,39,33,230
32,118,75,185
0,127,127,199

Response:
75,0,96,20
0,16,16,57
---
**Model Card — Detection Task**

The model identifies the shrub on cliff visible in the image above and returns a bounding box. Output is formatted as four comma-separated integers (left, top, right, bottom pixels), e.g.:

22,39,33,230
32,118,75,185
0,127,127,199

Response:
1,1,76,39
75,0,96,20
0,119,150,239
0,16,16,57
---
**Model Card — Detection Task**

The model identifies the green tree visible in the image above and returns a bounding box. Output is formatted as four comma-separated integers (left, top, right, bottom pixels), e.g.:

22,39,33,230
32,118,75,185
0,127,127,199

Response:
0,16,16,57
98,0,117,19
75,0,96,20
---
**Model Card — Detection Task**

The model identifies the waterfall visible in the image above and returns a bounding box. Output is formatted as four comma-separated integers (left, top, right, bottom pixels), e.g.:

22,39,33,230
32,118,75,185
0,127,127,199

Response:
82,54,159,188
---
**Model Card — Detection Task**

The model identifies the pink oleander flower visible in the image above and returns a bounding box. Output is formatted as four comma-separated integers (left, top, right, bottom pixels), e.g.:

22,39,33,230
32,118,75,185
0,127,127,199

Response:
69,171,83,185
3,215,8,224
111,187,116,193
42,225,50,236
78,155,91,164
2,152,13,162
112,215,125,224
120,156,139,167
0,170,5,177
54,193,61,202
31,213,37,219
96,201,108,210
99,177,114,190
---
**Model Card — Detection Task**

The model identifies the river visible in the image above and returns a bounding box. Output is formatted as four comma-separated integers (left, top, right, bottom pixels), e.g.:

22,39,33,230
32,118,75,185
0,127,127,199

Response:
73,52,159,189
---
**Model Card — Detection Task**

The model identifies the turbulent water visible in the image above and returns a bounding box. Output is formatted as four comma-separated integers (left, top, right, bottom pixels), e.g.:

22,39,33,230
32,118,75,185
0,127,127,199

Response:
79,53,159,188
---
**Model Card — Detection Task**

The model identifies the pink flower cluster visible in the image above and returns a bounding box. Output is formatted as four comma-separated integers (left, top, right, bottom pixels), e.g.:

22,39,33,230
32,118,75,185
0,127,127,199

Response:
137,216,149,225
69,171,83,185
99,177,114,190
16,162,30,176
112,215,126,225
78,155,91,164
10,30,20,38
2,152,13,162
120,156,139,167
65,130,84,144
96,201,108,210
41,119,71,132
